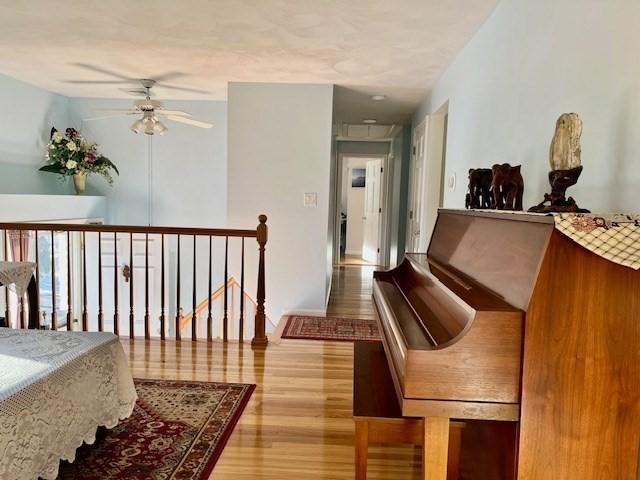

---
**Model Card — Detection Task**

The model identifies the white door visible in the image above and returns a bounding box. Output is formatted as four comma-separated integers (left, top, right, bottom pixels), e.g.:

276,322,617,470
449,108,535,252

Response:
362,159,382,264
408,120,427,253
101,233,158,337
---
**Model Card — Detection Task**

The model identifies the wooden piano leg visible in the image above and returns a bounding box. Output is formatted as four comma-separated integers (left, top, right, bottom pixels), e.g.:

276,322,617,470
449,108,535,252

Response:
355,419,369,480
447,423,463,480
423,417,450,480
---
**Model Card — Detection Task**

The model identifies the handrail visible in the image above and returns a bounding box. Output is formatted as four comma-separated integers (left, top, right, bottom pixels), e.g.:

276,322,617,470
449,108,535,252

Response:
179,276,271,335
180,276,238,329
0,222,257,238
0,215,268,345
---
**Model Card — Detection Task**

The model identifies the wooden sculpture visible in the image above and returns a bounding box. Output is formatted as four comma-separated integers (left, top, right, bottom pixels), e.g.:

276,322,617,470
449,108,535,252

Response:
491,163,524,210
529,113,590,213
465,168,494,209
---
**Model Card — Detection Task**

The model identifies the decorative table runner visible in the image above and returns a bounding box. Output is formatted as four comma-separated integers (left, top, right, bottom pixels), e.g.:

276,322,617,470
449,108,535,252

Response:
553,213,640,270
0,261,36,296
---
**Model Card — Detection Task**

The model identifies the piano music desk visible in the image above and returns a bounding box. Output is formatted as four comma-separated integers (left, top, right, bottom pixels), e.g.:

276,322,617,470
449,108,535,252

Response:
353,341,464,480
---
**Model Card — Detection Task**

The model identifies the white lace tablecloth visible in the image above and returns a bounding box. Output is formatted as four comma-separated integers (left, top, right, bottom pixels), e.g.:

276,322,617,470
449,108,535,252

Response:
0,328,137,480
0,262,36,296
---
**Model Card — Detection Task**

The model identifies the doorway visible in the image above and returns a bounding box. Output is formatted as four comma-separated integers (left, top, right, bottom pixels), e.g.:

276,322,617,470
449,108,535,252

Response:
406,102,449,253
336,155,388,267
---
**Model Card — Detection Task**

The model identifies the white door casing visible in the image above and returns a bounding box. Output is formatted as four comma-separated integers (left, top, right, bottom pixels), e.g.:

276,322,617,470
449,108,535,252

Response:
408,120,427,253
362,158,383,264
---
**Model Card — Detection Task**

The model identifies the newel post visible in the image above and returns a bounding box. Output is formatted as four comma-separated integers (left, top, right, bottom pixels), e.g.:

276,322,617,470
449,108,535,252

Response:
252,214,268,347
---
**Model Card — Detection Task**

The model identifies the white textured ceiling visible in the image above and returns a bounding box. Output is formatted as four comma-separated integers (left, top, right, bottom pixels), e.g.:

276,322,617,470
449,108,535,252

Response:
0,0,497,123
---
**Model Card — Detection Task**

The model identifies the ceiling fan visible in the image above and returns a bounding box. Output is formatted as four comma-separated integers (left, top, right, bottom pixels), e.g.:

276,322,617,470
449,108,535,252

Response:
71,64,213,135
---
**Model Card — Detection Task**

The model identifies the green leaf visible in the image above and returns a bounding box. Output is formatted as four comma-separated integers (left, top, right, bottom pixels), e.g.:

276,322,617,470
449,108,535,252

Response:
99,156,119,175
39,165,63,174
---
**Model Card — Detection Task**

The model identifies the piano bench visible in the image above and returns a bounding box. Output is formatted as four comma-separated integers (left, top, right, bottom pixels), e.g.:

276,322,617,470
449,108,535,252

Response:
353,341,464,480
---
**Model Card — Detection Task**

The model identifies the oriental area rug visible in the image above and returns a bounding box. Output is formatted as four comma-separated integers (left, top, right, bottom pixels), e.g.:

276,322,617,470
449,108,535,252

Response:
281,315,381,342
57,378,255,480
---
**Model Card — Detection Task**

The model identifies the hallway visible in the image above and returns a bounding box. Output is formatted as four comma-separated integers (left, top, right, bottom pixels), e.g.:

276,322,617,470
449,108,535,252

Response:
326,264,378,320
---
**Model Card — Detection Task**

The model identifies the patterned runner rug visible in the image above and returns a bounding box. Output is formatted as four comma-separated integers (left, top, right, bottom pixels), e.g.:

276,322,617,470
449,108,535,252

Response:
281,315,381,342
58,378,255,480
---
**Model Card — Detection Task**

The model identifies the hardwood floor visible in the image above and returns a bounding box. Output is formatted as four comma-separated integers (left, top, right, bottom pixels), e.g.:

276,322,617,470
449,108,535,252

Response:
125,263,422,479
326,264,377,320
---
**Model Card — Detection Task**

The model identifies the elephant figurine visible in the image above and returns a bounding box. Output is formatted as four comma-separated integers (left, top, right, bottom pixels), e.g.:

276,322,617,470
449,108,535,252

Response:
491,163,524,211
465,168,494,209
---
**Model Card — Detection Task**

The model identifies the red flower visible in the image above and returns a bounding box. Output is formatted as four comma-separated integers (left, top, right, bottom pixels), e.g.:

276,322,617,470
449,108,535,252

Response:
65,127,79,139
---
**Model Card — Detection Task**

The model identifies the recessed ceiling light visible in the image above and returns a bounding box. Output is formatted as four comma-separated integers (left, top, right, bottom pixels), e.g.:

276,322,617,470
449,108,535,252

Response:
371,95,386,101
363,119,377,124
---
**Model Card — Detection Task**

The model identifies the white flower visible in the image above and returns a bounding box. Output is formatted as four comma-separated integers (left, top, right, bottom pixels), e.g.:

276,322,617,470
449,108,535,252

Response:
52,131,64,143
66,160,77,170
49,144,55,150
66,141,77,151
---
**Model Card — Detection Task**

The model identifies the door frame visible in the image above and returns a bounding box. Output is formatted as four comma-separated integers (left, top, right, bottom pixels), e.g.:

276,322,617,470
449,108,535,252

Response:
407,119,427,253
407,101,449,253
333,152,391,267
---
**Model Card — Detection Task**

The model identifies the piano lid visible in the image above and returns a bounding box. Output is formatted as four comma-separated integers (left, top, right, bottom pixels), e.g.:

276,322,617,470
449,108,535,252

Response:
427,209,554,311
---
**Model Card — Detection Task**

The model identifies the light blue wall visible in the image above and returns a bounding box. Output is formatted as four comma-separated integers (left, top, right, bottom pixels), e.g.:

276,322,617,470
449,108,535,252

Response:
413,0,640,213
0,74,72,195
67,98,228,227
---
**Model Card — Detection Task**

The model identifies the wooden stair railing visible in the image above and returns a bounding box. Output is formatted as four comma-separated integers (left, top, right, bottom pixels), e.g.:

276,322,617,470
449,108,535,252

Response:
178,276,271,342
0,215,268,346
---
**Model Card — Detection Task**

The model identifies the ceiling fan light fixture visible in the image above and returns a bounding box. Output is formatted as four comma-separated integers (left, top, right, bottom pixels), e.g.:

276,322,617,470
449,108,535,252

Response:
152,119,168,135
130,118,144,133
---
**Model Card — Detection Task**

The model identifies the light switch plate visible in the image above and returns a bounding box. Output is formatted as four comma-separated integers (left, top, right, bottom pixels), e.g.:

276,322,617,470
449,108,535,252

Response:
304,192,317,207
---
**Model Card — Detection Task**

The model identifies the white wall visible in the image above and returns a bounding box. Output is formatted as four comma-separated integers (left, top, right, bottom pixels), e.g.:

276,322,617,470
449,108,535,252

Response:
414,0,640,213
67,98,228,227
0,194,106,222
0,74,72,195
227,82,334,319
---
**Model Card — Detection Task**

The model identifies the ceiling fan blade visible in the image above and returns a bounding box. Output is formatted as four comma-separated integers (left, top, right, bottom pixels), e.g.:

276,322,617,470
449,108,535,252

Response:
119,87,149,96
72,63,134,81
66,80,132,84
166,116,213,129
158,84,211,95
153,71,186,83
83,113,138,122
155,109,192,117
94,108,139,112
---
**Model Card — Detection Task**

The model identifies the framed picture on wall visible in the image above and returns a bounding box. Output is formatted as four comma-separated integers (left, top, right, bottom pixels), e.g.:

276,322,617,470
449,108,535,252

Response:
351,168,366,188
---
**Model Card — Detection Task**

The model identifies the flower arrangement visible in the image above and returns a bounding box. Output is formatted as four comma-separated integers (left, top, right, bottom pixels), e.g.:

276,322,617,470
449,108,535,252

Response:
39,128,119,193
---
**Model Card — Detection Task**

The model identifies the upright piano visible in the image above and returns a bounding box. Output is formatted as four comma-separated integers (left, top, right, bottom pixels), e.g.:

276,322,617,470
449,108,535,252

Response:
373,209,640,480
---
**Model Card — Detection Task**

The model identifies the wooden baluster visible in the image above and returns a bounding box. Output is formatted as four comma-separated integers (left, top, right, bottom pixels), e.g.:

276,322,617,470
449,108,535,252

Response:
223,236,229,342
129,233,134,338
34,231,41,328
207,235,213,341
3,231,9,326
113,232,119,336
51,231,57,330
97,232,103,332
144,233,150,340
19,230,25,329
240,237,245,343
192,235,197,341
82,232,88,331
160,234,165,341
252,215,268,346
175,234,181,341
66,231,72,331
